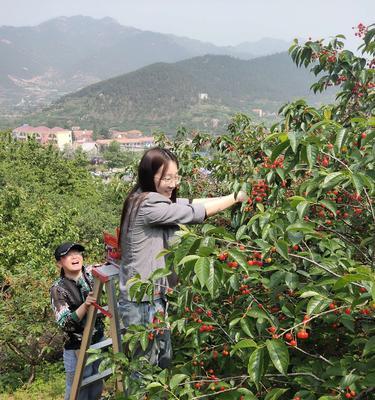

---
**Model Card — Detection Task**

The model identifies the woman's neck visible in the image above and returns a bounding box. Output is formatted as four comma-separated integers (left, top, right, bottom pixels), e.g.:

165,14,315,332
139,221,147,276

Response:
64,270,83,281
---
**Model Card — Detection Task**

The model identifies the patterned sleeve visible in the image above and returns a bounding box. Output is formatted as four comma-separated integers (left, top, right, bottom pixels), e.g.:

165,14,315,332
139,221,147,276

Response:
50,284,81,332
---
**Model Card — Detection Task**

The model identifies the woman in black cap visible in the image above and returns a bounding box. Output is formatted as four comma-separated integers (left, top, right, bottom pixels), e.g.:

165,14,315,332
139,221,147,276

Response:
50,242,104,400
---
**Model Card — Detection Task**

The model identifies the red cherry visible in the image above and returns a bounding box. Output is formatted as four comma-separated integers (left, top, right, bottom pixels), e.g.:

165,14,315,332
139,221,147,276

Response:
285,332,293,341
297,329,309,339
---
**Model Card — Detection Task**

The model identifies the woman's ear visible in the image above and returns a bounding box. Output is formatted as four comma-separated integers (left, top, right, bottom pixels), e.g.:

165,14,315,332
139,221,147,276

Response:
56,260,63,272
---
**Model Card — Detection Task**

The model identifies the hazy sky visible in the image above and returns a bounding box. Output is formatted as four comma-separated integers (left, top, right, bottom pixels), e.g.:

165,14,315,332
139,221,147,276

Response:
1,0,373,48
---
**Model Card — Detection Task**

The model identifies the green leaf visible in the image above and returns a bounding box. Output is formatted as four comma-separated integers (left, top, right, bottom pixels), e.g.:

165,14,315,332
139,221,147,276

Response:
288,132,299,153
275,240,289,260
296,201,310,219
177,254,200,266
334,273,371,290
319,199,337,216
240,318,255,338
286,222,315,232
300,290,325,298
340,315,355,333
271,140,290,161
288,196,306,207
335,128,347,152
128,281,143,300
232,339,257,353
169,374,188,390
174,235,197,264
265,388,289,400
206,258,217,298
340,373,360,388
285,272,299,290
236,225,248,241
266,340,289,375
140,331,149,351
237,388,258,400
149,268,171,281
306,144,318,169
248,347,267,384
146,382,163,389
229,317,241,328
351,173,363,194
363,336,375,356
307,297,330,315
322,172,345,189
194,257,210,288
228,248,248,268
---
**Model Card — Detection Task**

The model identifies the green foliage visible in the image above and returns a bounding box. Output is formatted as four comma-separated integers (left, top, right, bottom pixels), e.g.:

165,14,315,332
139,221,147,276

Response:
102,142,140,168
0,363,65,399
113,26,375,399
0,134,128,389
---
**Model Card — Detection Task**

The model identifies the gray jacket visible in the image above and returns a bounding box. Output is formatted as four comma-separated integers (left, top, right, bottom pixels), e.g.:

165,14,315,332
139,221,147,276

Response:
119,192,206,302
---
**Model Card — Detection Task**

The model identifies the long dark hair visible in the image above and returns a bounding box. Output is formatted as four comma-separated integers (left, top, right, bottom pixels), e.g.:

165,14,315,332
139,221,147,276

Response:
119,147,179,250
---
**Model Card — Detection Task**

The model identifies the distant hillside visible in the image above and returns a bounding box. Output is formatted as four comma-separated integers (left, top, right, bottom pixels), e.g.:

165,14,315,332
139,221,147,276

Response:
234,38,291,57
0,15,256,113
24,53,333,133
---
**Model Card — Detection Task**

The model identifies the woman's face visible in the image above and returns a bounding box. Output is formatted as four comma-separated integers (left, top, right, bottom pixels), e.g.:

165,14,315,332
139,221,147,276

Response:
154,161,180,198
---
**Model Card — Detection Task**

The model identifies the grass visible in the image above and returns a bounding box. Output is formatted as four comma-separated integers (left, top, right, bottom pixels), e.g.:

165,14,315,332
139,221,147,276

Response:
0,362,65,400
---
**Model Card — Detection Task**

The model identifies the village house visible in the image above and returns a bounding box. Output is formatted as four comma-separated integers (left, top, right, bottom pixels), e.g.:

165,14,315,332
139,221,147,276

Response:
72,128,94,143
12,125,153,153
96,136,154,152
109,129,143,139
12,125,72,150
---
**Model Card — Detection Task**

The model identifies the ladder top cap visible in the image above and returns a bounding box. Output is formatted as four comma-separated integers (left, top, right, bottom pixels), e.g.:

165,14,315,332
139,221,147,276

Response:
92,263,119,282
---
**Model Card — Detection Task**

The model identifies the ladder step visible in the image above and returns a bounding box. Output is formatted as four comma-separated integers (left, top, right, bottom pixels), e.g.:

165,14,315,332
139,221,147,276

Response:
89,328,126,350
81,368,113,387
90,337,113,350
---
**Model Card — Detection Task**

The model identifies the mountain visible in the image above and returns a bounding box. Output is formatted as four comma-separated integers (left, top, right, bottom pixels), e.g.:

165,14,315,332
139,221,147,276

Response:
0,15,256,113
24,53,332,133
233,38,291,57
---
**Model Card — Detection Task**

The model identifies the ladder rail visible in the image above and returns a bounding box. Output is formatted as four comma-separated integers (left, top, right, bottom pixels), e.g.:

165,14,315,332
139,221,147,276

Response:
69,278,103,400
69,262,123,399
107,279,124,392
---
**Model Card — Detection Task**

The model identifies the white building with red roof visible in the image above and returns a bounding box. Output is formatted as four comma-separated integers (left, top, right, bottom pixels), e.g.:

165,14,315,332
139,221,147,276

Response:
72,129,94,143
96,136,154,151
12,125,72,150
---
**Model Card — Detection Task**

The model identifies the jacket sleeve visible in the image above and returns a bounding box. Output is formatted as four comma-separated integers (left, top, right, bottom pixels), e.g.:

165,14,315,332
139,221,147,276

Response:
50,285,82,332
141,193,206,226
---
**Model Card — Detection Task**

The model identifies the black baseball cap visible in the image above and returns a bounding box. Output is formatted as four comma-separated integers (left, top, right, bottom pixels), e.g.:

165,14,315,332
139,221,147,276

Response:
54,242,85,261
